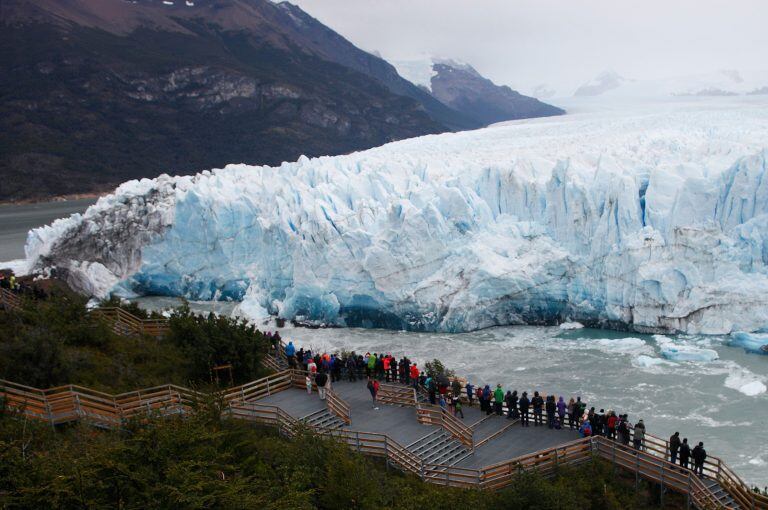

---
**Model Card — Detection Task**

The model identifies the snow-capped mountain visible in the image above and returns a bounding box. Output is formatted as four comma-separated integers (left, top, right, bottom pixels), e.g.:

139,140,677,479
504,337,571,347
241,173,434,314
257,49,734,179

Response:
390,57,563,126
574,70,630,97
572,69,768,98
26,97,768,335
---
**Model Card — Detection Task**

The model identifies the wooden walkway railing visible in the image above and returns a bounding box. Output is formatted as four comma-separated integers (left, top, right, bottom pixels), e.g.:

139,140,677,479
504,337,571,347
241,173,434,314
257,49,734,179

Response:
377,383,417,406
415,403,474,449
91,307,170,338
0,287,22,311
3,374,765,508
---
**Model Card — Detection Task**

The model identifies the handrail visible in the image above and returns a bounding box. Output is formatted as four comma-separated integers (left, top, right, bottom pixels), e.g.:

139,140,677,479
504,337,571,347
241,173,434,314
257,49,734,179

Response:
2,376,759,507
416,403,473,449
91,307,170,338
0,287,22,311
326,388,351,425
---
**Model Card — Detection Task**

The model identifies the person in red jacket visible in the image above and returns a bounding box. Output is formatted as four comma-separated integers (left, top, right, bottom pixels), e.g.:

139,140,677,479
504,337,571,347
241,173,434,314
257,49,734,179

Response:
367,378,380,410
382,355,391,382
410,363,420,389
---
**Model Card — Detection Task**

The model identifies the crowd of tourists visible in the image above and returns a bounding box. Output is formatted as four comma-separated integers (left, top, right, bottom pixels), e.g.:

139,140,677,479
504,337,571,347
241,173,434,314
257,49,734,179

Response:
280,340,710,477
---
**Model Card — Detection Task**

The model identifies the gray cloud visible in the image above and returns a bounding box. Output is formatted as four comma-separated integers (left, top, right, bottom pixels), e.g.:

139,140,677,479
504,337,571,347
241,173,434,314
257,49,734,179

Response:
288,0,768,95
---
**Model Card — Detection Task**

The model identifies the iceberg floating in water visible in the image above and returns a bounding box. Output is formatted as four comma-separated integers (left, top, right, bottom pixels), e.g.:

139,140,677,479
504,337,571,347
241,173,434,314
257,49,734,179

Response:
23,99,768,333
559,321,585,330
654,335,719,362
729,332,768,354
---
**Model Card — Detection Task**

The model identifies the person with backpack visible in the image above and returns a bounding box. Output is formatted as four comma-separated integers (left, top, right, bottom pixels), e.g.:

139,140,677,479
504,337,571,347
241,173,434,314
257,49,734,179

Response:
315,371,328,400
692,442,707,476
669,432,681,464
367,378,380,410
679,438,691,469
518,392,530,427
531,391,544,426
567,397,577,429
579,419,592,438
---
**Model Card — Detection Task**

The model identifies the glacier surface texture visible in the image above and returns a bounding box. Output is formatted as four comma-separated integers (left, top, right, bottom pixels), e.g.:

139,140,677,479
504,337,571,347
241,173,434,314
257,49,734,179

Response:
25,99,768,334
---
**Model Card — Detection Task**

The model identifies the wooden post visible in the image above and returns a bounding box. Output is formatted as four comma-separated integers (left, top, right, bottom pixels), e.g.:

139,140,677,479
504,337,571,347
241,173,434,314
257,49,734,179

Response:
659,462,664,507
635,451,640,490
686,471,691,509
384,439,389,472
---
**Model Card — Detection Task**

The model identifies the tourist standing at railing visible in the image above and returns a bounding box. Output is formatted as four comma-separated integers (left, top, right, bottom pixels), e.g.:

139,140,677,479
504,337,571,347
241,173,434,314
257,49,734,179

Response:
567,398,576,429
531,391,544,426
679,438,691,469
410,364,420,389
509,390,519,419
382,355,391,382
390,356,398,382
465,381,474,407
669,432,681,464
346,356,357,382
428,378,437,405
493,384,504,416
633,419,646,450
606,411,617,439
482,385,492,415
596,409,606,436
557,396,566,427
692,442,707,477
285,341,296,368
505,390,514,419
579,419,592,438
518,392,530,427
546,395,556,428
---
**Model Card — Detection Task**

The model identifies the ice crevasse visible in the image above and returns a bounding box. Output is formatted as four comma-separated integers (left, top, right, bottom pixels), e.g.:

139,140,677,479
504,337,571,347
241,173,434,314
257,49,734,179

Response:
24,100,768,334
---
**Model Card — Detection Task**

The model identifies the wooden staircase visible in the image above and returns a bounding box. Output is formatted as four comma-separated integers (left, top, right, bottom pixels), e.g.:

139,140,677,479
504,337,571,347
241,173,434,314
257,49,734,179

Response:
407,429,471,466
300,408,347,431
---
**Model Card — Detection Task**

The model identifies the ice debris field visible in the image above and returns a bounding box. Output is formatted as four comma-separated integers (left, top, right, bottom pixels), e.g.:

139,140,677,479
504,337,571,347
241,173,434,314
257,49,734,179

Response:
22,97,768,336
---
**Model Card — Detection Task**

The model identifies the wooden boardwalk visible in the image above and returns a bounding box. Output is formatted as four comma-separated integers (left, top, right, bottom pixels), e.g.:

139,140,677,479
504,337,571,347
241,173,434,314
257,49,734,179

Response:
260,379,581,469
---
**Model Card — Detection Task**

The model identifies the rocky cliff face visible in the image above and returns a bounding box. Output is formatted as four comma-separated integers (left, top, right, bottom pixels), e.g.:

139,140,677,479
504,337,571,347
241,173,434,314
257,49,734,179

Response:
0,0,453,201
429,61,565,126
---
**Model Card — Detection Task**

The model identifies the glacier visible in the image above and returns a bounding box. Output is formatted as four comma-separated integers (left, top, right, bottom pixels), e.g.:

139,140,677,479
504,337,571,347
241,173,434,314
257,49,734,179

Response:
23,98,768,334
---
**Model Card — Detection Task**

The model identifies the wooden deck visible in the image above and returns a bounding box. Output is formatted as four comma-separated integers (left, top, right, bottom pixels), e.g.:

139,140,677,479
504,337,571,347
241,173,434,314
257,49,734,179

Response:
260,380,581,467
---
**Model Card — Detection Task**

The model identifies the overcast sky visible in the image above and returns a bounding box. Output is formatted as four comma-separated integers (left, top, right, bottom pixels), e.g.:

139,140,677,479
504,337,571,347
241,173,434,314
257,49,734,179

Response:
289,0,768,95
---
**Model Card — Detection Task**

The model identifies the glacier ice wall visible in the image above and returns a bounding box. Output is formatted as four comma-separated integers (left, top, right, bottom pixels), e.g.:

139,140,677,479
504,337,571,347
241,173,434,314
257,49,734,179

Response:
25,100,768,334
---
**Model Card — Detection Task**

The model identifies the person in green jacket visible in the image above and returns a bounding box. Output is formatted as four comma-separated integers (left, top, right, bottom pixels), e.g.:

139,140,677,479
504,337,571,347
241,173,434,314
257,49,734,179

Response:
367,353,376,379
493,384,504,416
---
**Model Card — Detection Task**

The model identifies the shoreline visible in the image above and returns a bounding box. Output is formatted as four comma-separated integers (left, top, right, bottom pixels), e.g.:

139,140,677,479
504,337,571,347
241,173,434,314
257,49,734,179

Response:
0,191,109,207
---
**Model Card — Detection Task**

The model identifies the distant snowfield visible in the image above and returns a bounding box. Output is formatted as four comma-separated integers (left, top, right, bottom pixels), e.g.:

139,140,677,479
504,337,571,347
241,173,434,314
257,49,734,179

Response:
22,96,768,334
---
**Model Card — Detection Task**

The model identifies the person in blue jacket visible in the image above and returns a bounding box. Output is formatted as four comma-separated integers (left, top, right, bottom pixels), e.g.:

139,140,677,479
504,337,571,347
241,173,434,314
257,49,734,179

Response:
284,341,296,368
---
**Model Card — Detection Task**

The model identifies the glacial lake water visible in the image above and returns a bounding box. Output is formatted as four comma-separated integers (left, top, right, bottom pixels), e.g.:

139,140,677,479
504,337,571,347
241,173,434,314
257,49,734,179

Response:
1,202,766,486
